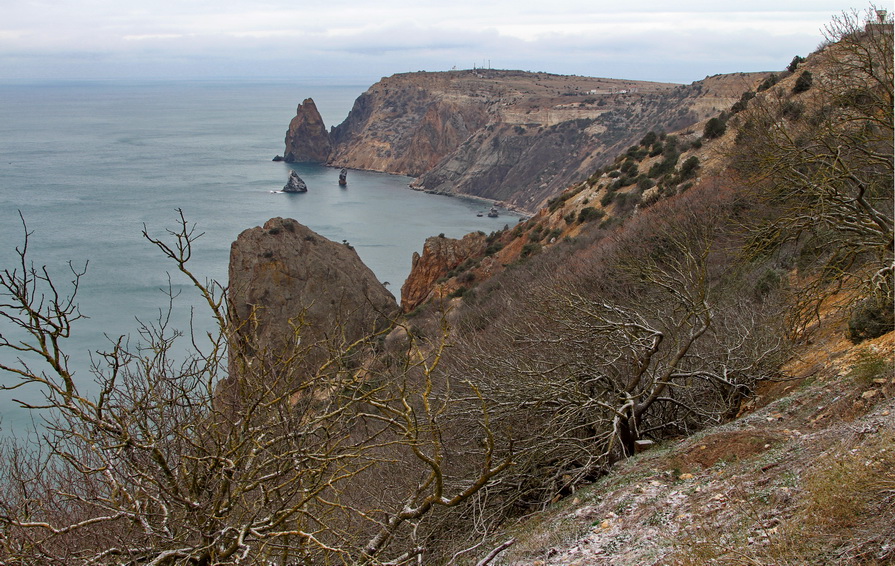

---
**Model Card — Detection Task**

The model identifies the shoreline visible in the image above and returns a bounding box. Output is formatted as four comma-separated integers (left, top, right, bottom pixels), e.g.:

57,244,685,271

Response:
292,160,532,218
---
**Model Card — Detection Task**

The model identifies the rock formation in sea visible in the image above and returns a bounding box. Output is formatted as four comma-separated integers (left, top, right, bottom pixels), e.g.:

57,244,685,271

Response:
283,169,308,192
286,70,772,212
284,98,333,163
228,217,398,378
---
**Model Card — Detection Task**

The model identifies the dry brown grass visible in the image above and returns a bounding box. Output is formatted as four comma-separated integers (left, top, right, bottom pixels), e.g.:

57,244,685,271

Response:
669,427,895,566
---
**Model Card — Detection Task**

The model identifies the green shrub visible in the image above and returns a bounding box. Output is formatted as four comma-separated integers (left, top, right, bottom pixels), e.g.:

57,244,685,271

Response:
528,227,543,242
578,207,605,223
753,268,783,298
757,73,779,92
678,156,700,180
620,159,638,176
520,242,541,258
848,294,895,343
457,271,476,284
484,242,504,256
781,100,804,121
448,286,467,298
792,71,813,93
703,117,727,139
648,153,680,178
730,91,755,114
640,131,658,147
787,55,805,73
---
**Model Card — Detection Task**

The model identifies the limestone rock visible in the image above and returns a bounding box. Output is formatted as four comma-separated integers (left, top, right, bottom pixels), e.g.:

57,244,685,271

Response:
295,70,774,213
228,218,398,378
283,169,308,193
400,231,488,312
284,98,333,163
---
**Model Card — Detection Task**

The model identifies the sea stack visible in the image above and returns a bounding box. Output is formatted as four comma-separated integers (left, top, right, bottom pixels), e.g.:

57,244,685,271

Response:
283,98,333,163
283,170,308,193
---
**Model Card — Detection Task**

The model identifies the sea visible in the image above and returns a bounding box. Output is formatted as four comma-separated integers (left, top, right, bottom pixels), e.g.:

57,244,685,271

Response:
0,80,516,433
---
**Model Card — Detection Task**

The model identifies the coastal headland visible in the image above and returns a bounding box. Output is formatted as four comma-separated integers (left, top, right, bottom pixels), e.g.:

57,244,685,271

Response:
283,69,769,212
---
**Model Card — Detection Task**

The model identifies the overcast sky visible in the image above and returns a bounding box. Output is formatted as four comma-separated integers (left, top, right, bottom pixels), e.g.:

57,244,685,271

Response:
0,1,887,84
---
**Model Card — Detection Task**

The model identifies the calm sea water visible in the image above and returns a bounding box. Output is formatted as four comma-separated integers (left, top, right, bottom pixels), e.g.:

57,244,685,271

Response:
0,80,515,432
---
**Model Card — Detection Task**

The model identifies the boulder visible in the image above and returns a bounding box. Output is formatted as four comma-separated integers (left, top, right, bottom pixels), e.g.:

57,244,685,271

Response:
228,218,398,382
283,169,308,192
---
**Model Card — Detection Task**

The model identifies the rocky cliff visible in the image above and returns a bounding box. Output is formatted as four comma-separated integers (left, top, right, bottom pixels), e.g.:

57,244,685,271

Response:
283,98,332,163
228,217,398,376
400,231,489,312
285,69,770,212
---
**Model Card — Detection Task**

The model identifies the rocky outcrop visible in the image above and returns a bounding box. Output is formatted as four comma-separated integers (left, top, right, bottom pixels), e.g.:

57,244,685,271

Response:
283,170,308,192
229,218,398,377
288,70,772,212
284,98,333,163
400,231,488,312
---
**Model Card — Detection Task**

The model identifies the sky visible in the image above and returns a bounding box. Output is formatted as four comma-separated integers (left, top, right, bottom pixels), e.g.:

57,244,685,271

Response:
1,1,889,84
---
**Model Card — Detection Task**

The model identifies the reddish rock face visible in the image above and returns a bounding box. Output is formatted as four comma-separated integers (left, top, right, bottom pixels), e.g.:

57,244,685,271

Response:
400,232,488,312
284,98,333,163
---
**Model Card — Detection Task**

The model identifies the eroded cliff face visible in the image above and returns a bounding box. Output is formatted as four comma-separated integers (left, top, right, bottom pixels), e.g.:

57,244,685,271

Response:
400,231,488,312
228,217,398,377
328,77,490,176
286,69,770,212
284,98,333,163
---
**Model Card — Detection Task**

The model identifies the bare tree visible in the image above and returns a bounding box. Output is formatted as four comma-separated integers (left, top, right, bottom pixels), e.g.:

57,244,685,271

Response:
736,6,893,326
443,190,787,513
0,214,510,565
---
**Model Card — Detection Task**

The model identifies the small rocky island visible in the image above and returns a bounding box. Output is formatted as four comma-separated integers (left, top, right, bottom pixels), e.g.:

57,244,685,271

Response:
283,170,307,193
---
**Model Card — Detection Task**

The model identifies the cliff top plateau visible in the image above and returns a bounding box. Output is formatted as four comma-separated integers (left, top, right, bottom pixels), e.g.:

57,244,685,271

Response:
284,68,771,212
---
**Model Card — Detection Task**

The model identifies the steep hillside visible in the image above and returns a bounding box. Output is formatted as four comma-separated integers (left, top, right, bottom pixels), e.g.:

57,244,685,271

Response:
392,12,893,564
284,69,770,212
2,10,889,566
491,325,895,565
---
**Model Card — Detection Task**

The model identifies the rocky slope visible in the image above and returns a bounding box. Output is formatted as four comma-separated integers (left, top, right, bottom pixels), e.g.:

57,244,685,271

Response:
489,325,894,566
394,20,894,563
395,50,841,311
283,69,770,212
